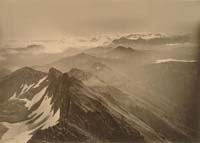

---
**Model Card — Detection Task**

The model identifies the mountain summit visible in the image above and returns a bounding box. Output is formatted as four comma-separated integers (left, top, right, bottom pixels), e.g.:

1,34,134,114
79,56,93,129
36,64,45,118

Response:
27,68,144,143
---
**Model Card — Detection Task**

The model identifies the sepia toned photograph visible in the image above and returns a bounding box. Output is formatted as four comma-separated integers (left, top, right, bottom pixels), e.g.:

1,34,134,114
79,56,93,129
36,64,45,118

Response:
0,0,200,143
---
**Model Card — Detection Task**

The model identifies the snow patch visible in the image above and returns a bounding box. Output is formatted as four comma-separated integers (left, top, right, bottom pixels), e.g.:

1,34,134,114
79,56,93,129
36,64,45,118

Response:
18,83,35,97
9,92,17,101
0,119,45,143
33,76,47,88
28,94,60,129
41,108,60,130
25,87,48,110
126,33,167,40
155,58,197,64
1,121,32,143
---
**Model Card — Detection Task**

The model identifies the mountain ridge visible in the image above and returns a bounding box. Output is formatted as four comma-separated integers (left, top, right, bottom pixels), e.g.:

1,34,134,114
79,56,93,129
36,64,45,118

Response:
27,67,145,143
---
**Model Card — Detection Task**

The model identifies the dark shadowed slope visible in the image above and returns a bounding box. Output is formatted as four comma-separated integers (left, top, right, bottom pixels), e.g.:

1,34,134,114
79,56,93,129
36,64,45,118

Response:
68,67,191,143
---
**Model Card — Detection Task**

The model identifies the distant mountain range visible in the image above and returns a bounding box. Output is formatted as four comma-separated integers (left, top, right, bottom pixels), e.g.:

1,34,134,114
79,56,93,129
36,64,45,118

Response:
0,33,195,71
112,34,194,46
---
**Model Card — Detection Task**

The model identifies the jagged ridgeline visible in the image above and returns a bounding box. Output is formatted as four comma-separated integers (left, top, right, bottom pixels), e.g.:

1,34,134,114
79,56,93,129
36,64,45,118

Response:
0,67,144,143
30,68,144,143
0,64,192,143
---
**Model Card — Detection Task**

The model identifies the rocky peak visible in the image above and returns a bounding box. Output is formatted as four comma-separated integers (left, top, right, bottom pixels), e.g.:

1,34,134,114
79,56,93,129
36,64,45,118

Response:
28,68,144,143
48,67,62,81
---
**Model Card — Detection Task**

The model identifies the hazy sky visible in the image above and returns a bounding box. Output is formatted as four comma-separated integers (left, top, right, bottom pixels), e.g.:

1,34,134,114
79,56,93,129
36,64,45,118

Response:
1,0,200,40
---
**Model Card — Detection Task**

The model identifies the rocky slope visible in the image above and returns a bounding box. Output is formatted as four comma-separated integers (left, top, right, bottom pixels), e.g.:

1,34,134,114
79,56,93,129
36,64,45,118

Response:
0,66,193,143
0,67,145,143
27,68,144,143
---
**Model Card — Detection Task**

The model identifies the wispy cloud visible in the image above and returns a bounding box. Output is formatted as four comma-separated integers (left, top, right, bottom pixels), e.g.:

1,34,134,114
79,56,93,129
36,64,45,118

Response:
0,44,45,55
